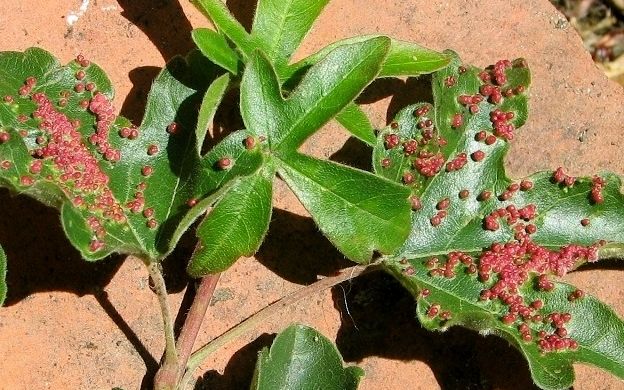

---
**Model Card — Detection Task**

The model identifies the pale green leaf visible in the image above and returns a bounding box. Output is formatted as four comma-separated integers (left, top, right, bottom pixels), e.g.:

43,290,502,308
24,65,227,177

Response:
335,103,377,146
191,0,255,59
284,35,452,82
187,166,273,276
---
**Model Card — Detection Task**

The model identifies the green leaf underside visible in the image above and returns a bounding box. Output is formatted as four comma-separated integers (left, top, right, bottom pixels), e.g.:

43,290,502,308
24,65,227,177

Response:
252,0,330,71
242,38,391,152
373,53,624,389
252,324,364,390
0,244,6,306
277,153,411,263
0,48,263,262
192,28,241,75
188,166,273,276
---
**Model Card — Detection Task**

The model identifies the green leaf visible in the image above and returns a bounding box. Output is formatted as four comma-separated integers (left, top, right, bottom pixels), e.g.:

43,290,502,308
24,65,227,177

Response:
187,166,273,276
195,73,230,156
192,28,241,74
378,39,453,77
335,103,377,146
190,3,450,153
0,47,143,259
241,37,391,152
110,51,220,259
385,261,624,390
191,0,254,59
251,324,364,390
375,53,624,389
277,153,411,263
240,51,285,143
0,47,257,262
251,0,330,70
0,244,6,306
188,38,413,275
284,35,452,82
166,129,265,264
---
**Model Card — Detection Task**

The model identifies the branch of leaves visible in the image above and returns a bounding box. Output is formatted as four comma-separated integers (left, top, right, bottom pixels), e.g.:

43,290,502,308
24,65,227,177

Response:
187,38,414,276
371,53,624,389
190,0,451,146
0,48,264,266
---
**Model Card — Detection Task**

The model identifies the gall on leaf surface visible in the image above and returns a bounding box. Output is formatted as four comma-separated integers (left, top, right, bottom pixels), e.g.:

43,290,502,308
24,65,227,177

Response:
375,53,624,389
0,48,261,262
251,324,364,390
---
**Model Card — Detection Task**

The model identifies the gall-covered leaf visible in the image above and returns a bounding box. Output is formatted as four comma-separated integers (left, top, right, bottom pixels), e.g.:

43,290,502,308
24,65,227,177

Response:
0,48,260,262
375,53,624,389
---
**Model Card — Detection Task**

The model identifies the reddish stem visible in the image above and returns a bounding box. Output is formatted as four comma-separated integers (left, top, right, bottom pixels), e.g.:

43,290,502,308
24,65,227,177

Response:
176,274,221,367
154,274,220,390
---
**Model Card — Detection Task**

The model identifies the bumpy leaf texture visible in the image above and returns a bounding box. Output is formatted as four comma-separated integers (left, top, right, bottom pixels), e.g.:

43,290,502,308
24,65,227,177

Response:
374,53,624,389
251,324,364,390
0,48,261,262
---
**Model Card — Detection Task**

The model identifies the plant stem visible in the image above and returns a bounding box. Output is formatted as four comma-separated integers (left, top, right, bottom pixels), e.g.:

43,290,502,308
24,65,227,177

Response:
147,261,179,366
180,263,381,387
177,274,222,372
154,274,221,390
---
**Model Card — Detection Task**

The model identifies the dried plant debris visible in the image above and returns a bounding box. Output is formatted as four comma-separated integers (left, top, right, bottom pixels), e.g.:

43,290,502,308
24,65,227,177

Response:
551,0,624,82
